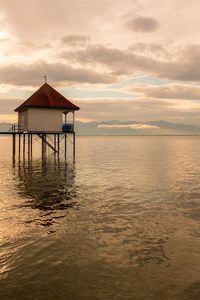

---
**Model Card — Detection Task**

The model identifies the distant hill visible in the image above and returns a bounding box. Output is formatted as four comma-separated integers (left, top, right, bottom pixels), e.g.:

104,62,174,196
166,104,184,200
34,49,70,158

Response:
1,121,200,135
0,123,13,133
75,120,200,135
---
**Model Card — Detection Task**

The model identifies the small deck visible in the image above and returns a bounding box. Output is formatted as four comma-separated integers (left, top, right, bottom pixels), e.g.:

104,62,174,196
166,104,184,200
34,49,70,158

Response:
0,131,75,135
0,123,75,134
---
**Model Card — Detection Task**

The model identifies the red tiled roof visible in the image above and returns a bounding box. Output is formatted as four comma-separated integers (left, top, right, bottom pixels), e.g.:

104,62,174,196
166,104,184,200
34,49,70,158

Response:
15,83,80,112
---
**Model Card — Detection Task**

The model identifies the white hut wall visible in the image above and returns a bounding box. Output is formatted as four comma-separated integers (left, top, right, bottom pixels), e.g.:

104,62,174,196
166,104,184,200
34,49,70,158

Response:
27,108,63,132
18,110,28,131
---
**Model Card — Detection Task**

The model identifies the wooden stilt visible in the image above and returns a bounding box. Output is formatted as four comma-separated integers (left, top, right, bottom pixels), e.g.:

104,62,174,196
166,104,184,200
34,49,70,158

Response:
28,134,31,160
23,134,25,157
12,133,16,157
57,133,60,157
54,134,57,152
18,134,21,157
73,132,75,163
30,134,33,157
42,133,47,157
64,133,67,159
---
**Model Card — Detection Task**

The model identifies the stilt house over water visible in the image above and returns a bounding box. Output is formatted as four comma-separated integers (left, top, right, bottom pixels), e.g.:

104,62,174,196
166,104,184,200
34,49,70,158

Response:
15,82,80,133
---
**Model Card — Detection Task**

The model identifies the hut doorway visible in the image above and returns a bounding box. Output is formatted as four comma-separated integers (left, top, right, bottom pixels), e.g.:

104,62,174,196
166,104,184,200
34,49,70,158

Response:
62,112,74,132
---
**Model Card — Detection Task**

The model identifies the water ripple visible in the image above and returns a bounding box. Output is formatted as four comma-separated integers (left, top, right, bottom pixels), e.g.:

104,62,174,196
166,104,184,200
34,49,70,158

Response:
0,136,200,300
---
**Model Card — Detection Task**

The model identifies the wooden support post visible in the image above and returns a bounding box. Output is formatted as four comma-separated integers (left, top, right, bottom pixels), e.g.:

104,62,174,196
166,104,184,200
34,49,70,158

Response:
23,134,26,158
30,134,33,158
64,133,67,159
12,133,16,157
45,134,47,158
57,134,60,157
54,134,57,152
41,133,44,157
42,133,47,159
73,111,75,131
28,134,31,160
73,132,75,163
18,134,21,157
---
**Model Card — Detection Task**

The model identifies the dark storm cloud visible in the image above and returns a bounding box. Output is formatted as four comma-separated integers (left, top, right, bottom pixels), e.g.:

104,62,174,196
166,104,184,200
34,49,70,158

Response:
126,17,159,32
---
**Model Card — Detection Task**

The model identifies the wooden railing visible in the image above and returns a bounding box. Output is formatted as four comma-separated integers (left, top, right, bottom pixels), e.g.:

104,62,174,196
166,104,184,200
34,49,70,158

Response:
62,123,74,132
9,124,24,132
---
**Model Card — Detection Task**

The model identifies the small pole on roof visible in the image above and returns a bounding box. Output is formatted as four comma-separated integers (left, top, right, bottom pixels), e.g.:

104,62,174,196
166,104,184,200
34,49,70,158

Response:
44,75,47,83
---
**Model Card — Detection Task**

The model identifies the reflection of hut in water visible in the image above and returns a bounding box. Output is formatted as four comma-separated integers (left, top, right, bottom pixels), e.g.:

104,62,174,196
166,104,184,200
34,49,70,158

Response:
13,158,78,213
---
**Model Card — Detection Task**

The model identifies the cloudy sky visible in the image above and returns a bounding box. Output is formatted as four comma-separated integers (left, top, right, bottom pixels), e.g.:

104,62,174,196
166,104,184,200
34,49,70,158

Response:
1,0,200,126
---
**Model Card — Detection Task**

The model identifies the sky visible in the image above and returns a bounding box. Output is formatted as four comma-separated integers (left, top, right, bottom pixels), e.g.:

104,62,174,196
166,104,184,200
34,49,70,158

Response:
1,0,200,127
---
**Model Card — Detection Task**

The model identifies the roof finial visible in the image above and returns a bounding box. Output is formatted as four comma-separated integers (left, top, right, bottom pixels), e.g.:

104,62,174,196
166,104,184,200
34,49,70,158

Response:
44,75,47,83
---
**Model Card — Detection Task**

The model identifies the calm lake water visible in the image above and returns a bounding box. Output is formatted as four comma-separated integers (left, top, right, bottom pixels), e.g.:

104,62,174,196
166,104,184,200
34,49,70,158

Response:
0,136,200,300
